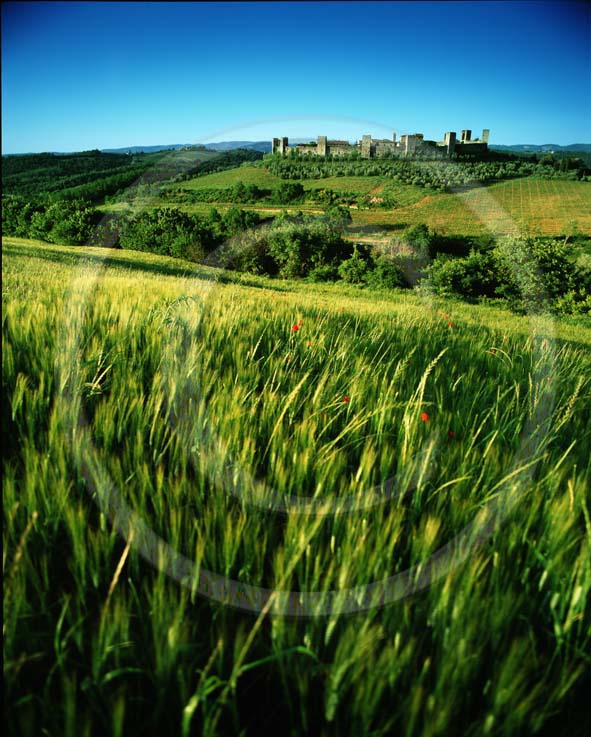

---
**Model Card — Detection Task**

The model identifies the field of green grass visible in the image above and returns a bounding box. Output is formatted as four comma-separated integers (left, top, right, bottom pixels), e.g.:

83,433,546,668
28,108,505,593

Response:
352,179,591,236
171,166,429,203
152,165,591,238
3,237,590,736
175,164,283,190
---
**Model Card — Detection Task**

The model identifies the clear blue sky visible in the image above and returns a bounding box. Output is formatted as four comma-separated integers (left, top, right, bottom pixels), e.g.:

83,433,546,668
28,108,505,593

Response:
2,1,590,152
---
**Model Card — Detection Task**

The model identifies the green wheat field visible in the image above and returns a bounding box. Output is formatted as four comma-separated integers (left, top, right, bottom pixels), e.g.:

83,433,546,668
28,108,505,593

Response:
3,237,591,737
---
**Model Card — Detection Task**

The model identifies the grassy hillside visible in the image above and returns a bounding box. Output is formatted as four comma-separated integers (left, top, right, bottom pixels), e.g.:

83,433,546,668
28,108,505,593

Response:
3,237,590,737
158,165,591,237
176,164,283,189
352,179,591,236
2,148,219,202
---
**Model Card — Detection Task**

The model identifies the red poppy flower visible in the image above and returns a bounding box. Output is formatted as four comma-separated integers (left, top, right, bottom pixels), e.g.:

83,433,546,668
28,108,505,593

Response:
448,430,455,438
421,412,429,422
448,321,454,327
292,324,299,332
307,341,312,347
343,396,350,403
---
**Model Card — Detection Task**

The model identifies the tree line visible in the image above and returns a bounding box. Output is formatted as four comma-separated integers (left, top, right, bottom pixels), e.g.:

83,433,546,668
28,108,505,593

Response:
261,155,591,190
3,194,588,315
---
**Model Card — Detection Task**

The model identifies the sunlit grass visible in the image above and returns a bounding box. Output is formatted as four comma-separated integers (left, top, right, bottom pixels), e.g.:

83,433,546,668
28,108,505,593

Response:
3,238,590,737
351,178,591,236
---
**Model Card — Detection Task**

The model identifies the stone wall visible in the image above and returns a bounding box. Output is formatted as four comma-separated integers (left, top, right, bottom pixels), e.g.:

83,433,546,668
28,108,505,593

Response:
327,144,356,157
272,127,489,159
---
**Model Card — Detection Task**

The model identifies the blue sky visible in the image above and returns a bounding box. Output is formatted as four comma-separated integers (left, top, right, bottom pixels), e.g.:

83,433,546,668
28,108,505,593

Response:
2,1,590,152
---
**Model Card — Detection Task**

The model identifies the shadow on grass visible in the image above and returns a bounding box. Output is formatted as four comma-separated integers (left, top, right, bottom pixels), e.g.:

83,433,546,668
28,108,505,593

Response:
348,223,407,234
2,241,296,294
5,241,591,349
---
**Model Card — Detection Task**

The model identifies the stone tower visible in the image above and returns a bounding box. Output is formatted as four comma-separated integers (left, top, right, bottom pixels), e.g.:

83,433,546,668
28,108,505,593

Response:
272,137,289,154
317,136,327,156
481,129,490,143
444,131,457,155
361,134,372,159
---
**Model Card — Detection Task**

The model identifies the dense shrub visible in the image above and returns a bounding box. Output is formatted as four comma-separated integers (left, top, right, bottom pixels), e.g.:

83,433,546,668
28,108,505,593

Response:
2,196,101,245
267,218,348,278
116,206,262,262
229,182,268,203
307,264,340,282
221,207,261,237
552,290,591,315
405,223,433,254
428,234,494,259
493,236,578,311
118,208,208,260
324,205,352,228
338,247,371,284
273,181,305,204
2,196,43,237
427,236,589,314
366,256,408,289
428,249,501,298
218,213,353,279
222,229,277,275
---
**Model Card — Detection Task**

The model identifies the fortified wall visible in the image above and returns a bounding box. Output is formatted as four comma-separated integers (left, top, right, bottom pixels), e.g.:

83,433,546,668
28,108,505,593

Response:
272,128,490,158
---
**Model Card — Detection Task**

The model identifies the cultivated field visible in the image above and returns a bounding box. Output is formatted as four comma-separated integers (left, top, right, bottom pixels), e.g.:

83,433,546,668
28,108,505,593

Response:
4,238,590,737
353,179,591,236
142,165,591,237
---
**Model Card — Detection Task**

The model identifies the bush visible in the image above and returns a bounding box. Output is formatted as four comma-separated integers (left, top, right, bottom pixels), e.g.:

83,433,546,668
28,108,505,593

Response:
267,218,348,279
2,197,42,237
338,247,370,284
405,223,432,251
493,236,578,311
324,205,352,228
229,182,267,203
274,181,305,204
119,208,212,261
221,207,260,237
2,196,100,245
428,236,588,314
224,229,277,275
366,256,407,289
307,264,340,282
428,234,494,259
552,290,591,315
428,249,501,298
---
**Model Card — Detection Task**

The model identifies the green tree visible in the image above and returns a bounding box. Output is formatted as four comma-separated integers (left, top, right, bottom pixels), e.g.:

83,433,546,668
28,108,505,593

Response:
338,246,370,284
274,181,305,204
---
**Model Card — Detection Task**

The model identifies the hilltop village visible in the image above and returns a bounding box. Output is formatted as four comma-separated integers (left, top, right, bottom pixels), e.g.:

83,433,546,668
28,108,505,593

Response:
272,128,490,158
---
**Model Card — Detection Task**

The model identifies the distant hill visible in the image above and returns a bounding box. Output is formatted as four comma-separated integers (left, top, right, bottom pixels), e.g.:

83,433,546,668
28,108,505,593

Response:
100,144,191,154
202,141,272,153
100,141,273,154
6,140,591,157
491,143,591,153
